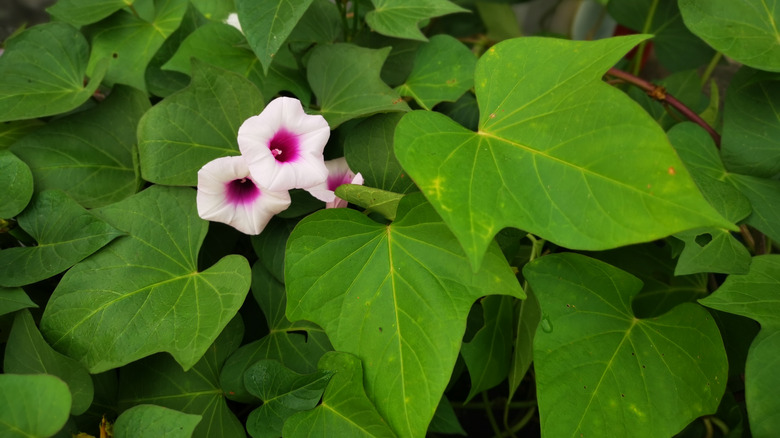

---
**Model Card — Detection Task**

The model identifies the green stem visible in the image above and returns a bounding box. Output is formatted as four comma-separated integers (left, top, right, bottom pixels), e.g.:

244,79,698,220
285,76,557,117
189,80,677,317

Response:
631,0,660,77
336,0,349,41
708,416,730,436
505,406,537,436
482,392,503,437
700,52,723,88
351,0,359,41
453,400,537,410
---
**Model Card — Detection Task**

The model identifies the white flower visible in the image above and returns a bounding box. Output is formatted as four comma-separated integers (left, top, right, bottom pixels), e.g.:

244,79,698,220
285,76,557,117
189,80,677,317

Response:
225,13,243,33
197,156,291,235
307,157,364,208
238,97,330,192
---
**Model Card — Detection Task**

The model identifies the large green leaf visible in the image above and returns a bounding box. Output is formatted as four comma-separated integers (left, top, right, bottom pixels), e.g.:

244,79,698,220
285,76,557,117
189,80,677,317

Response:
47,0,133,26
0,23,106,122
220,262,331,403
395,36,734,270
284,352,398,438
285,194,523,437
40,186,251,373
84,0,188,91
245,360,333,438
0,150,33,218
699,255,780,438
113,405,201,438
138,61,264,186
365,0,467,41
0,287,37,317
727,174,780,243
307,44,410,128
0,191,122,287
679,0,780,72
118,316,246,438
4,310,94,415
397,34,476,110
0,374,71,438
720,68,780,179
0,119,44,150
236,0,313,74
524,253,728,438
608,0,714,71
11,86,148,208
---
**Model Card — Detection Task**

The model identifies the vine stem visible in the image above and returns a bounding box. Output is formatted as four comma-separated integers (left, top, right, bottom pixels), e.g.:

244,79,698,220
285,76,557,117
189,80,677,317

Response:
632,0,660,76
605,67,722,147
700,51,723,88
482,391,503,436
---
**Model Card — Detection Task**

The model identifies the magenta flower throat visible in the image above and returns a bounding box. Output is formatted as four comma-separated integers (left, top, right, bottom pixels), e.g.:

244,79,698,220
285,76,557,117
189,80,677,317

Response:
268,128,300,163
225,177,261,205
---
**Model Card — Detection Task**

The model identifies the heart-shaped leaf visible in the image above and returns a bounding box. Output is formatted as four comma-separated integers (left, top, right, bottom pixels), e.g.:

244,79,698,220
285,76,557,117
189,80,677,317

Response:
245,360,333,438
395,35,734,270
138,60,264,186
0,150,32,218
679,0,780,72
0,287,37,317
40,186,251,372
524,253,728,438
0,23,106,122
113,405,201,438
284,352,398,438
397,34,476,110
84,0,188,91
47,0,133,26
118,316,246,438
0,190,123,287
365,0,467,41
236,0,313,74
285,193,523,437
699,255,780,437
307,44,410,128
4,310,94,415
11,86,148,208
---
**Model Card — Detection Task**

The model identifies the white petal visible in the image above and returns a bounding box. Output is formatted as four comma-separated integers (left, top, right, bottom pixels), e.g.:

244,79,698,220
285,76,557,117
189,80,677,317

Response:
307,158,363,206
225,13,243,33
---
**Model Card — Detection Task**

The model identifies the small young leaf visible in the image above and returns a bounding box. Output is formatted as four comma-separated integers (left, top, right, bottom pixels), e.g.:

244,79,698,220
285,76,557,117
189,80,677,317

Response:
0,374,71,438
0,23,106,122
113,405,201,438
365,0,468,41
4,309,94,415
0,191,123,287
334,185,404,221
508,287,540,401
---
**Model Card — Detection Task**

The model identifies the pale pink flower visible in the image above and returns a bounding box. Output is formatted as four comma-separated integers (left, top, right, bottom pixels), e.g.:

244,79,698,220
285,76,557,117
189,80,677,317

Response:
307,157,364,208
197,156,290,235
238,97,330,192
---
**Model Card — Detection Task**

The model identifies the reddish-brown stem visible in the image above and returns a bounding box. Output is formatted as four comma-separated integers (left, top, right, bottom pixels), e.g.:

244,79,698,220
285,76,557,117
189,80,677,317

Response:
606,68,721,148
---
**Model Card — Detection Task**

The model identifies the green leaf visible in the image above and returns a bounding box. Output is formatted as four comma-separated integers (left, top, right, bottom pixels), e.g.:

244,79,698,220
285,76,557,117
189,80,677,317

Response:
461,295,514,402
628,70,707,130
145,4,203,98
138,60,264,186
427,396,465,436
343,113,418,195
0,150,33,218
245,360,333,438
0,374,71,438
114,405,201,438
0,119,44,150
40,186,251,372
679,0,780,72
47,0,133,26
508,286,540,401
366,0,468,41
236,0,313,74
190,0,233,20
285,194,523,437
608,0,714,71
0,191,122,287
4,309,94,415
0,287,37,317
524,253,728,438
85,0,188,92
284,351,398,438
11,86,149,208
307,44,410,128
721,68,780,179
220,263,331,403
288,0,342,46
727,174,780,243
334,185,404,221
397,34,476,110
395,35,734,270
699,255,780,437
673,228,751,275
475,2,522,42
118,316,246,438
0,23,106,122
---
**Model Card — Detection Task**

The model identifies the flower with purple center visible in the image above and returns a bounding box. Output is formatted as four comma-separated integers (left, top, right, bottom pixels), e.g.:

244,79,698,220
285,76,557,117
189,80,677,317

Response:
238,97,330,192
197,155,290,235
307,157,364,209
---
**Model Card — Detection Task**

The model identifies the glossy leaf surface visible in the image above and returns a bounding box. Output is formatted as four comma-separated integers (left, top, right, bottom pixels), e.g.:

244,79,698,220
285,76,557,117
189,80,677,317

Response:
40,186,251,372
286,194,523,437
395,36,733,269
113,405,201,438
0,23,105,122
525,253,727,438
